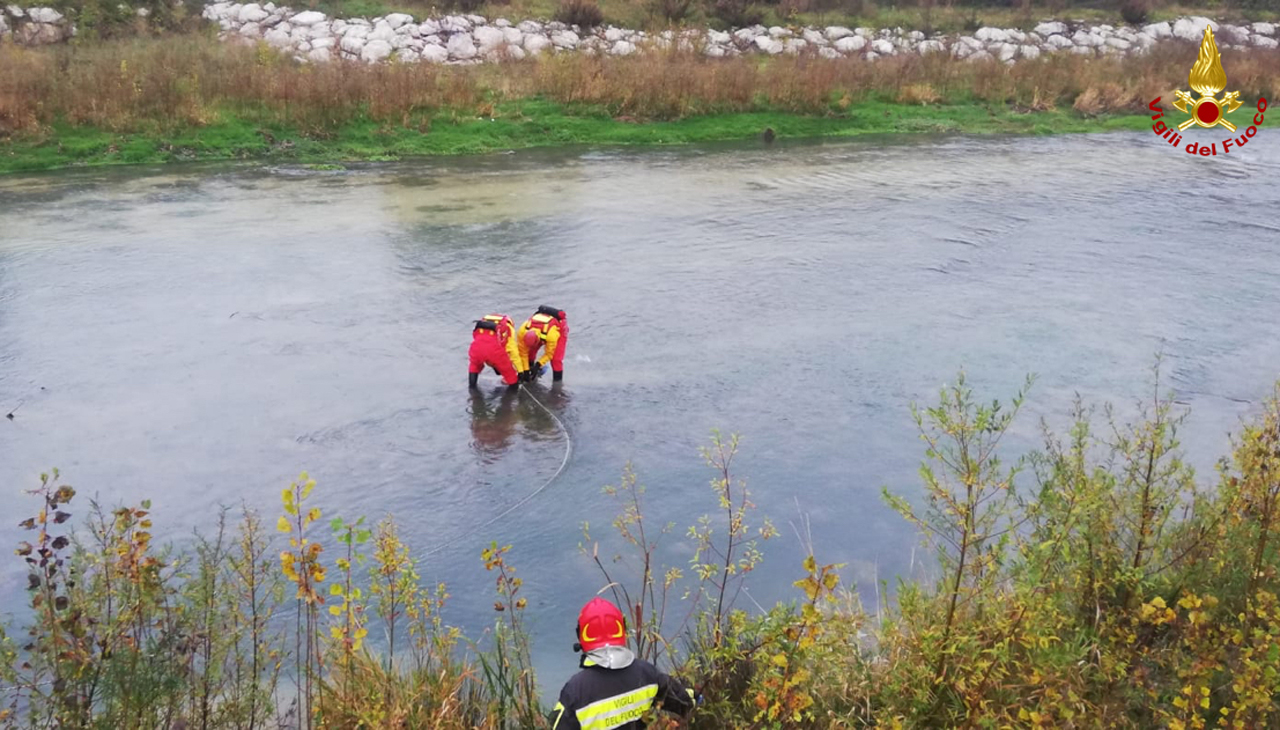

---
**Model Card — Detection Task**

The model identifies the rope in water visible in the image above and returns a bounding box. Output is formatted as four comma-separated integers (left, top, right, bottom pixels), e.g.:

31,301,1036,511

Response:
422,383,573,558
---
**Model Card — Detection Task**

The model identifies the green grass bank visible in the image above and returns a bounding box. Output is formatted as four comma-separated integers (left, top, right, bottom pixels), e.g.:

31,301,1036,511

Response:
0,101,1152,175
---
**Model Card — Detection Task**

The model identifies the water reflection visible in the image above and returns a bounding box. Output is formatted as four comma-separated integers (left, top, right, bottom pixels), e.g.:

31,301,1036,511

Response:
468,384,572,461
469,387,521,461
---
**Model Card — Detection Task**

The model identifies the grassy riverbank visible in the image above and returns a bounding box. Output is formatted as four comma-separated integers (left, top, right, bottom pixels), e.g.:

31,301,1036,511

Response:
4,35,1276,174
4,373,1280,728
0,102,1152,174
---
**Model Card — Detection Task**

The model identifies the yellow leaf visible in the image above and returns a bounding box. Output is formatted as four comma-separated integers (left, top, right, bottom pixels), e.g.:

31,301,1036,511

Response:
302,478,316,500
771,653,788,668
329,605,343,616
277,517,292,533
330,583,344,596
802,555,816,574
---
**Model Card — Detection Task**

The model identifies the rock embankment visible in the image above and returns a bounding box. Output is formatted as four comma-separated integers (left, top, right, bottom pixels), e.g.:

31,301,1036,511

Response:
1,4,75,44
197,7,1280,64
4,1,1278,65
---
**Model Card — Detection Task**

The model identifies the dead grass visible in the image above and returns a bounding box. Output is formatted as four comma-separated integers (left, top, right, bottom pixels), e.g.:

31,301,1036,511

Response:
2,35,1277,138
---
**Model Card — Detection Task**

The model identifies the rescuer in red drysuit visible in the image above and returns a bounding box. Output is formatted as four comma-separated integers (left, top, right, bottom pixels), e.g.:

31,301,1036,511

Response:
468,314,525,390
518,305,568,383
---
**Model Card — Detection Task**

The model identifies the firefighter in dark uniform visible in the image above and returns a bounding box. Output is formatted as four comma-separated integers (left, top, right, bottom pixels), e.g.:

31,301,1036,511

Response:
551,597,700,730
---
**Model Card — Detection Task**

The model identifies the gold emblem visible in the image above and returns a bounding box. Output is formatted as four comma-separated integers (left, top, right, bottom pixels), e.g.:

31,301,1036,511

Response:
1173,26,1243,132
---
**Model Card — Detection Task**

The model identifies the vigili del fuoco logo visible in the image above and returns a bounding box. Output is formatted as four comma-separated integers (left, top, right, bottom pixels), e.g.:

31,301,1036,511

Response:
1148,26,1267,156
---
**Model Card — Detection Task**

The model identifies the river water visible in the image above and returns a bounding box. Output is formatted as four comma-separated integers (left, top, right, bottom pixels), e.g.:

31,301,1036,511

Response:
2,132,1279,693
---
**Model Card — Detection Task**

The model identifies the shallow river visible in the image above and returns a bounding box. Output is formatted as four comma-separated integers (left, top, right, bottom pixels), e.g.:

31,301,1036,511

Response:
3,131,1279,693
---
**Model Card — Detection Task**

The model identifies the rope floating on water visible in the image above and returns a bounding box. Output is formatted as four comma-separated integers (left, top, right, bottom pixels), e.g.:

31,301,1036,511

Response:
422,383,573,558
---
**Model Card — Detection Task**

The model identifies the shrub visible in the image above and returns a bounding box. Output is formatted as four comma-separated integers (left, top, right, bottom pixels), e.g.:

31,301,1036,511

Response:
652,0,694,23
554,0,605,28
710,0,764,27
1119,0,1151,26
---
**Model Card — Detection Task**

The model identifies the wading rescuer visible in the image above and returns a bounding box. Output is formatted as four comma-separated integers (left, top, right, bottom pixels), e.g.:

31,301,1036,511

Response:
469,314,526,390
551,597,700,730
518,305,568,383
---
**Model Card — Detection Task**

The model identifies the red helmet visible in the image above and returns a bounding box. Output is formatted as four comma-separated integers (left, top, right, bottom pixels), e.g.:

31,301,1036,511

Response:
577,597,627,652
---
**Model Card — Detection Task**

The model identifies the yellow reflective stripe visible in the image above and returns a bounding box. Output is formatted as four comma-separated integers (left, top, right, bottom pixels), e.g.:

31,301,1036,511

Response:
575,684,658,730
551,702,567,729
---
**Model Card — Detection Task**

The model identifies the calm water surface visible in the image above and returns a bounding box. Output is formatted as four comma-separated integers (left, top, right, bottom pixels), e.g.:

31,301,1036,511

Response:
3,132,1279,691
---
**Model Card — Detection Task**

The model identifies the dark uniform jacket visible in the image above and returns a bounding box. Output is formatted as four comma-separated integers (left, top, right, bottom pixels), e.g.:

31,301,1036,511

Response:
550,655,696,730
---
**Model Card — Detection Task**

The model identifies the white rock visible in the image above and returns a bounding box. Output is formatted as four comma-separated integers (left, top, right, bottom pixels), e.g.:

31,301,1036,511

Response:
754,35,782,54
1069,44,1093,55
610,39,635,55
965,50,992,62
27,6,62,22
705,44,726,57
733,27,755,44
1251,22,1275,36
239,22,263,38
367,22,395,42
361,38,391,61
801,28,824,44
6,5,24,18
834,33,865,52
992,41,1015,61
466,13,486,25
906,29,924,41
263,26,291,46
330,19,346,33
768,25,791,38
384,12,412,29
421,42,448,61
308,22,331,39
1045,33,1073,49
447,32,476,58
1071,30,1101,46
339,34,365,54
307,46,332,61
918,38,944,54
523,33,550,54
502,27,522,45
817,45,840,59
833,34,865,53
517,19,541,33
1104,36,1131,50
863,50,879,60
1034,21,1066,36
550,29,578,48
495,18,510,27
824,25,852,41
1172,16,1216,42
1140,21,1170,38
604,26,623,41
974,26,1007,42
1018,44,1039,59
291,10,326,25
310,36,334,49
238,3,267,23
395,48,419,61
854,26,872,37
1255,35,1279,49
783,38,806,54
707,29,729,44
504,44,525,59
441,14,470,33
416,19,439,35
871,38,894,55
391,33,414,48
1134,31,1156,46
474,25,504,50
